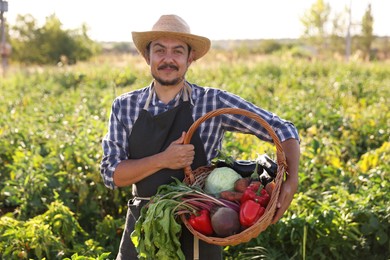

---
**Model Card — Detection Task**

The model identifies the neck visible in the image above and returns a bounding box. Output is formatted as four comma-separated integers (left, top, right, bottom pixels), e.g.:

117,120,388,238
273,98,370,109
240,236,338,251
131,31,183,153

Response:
154,80,185,104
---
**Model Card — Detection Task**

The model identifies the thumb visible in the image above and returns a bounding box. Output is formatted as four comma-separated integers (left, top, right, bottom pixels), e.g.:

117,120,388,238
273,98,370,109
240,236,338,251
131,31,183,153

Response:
172,131,186,144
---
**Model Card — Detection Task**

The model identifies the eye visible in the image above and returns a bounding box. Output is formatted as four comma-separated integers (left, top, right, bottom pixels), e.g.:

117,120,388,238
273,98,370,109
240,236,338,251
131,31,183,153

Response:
174,49,185,55
155,48,164,54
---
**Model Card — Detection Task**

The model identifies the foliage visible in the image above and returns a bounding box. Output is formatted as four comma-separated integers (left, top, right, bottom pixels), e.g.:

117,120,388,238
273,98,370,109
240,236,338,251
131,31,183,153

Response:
9,14,101,65
300,0,331,49
0,199,107,259
0,54,389,259
234,40,286,56
360,4,375,60
299,0,380,60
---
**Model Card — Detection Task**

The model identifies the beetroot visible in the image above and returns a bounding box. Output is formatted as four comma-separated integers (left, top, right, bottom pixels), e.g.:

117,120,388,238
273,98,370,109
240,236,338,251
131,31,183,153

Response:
210,207,240,237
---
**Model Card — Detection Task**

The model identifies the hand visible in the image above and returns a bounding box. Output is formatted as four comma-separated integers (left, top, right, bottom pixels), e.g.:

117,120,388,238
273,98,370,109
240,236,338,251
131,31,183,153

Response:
272,138,300,224
162,132,195,169
272,177,298,224
113,132,194,187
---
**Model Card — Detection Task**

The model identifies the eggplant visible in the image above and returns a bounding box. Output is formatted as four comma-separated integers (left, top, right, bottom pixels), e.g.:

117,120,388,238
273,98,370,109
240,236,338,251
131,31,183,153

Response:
215,159,263,178
259,170,273,186
234,160,264,177
214,153,277,179
215,160,232,169
257,154,277,178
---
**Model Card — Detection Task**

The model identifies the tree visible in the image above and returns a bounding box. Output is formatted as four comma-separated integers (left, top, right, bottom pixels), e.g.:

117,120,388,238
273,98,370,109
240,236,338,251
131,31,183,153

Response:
360,4,374,60
329,10,349,56
9,14,42,63
300,0,331,54
10,14,100,65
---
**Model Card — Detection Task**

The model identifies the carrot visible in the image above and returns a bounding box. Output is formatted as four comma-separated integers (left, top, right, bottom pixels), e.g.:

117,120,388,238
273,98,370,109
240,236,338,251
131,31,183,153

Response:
234,178,251,192
220,190,243,202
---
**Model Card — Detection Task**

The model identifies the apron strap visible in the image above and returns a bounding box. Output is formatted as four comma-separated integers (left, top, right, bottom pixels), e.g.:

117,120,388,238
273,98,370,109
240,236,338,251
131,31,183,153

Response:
193,236,199,260
143,82,191,110
133,196,151,201
144,87,154,110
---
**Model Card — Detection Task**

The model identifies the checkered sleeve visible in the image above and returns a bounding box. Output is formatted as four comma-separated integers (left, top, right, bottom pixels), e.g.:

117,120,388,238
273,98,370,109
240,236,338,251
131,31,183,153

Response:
190,85,299,162
100,97,130,189
217,90,300,143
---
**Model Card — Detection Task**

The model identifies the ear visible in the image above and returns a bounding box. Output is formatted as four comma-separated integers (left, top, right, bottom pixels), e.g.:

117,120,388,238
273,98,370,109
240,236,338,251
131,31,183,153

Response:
187,50,195,65
143,47,152,65
145,52,151,65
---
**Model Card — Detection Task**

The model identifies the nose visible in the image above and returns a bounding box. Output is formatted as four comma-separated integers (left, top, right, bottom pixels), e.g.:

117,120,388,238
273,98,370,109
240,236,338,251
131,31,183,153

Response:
162,51,175,62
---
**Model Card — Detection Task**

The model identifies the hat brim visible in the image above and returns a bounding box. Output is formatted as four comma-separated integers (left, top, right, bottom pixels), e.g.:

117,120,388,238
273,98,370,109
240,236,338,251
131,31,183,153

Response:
132,31,211,61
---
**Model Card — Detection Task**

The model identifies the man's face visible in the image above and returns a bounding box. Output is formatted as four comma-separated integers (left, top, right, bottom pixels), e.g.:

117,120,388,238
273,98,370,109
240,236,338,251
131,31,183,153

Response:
147,37,193,86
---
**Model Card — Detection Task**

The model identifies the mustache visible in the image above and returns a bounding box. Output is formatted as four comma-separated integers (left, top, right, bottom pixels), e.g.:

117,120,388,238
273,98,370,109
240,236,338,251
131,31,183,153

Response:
158,64,179,70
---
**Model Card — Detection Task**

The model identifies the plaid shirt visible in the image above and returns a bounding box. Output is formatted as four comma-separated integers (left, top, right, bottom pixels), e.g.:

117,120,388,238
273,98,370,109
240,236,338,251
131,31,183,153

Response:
100,82,299,189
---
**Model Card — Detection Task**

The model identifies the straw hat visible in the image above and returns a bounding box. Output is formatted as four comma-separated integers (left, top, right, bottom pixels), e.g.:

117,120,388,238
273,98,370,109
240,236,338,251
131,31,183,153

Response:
132,15,211,61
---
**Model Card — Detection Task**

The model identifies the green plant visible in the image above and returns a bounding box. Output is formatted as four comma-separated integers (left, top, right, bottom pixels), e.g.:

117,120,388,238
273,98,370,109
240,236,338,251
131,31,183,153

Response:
1,55,389,259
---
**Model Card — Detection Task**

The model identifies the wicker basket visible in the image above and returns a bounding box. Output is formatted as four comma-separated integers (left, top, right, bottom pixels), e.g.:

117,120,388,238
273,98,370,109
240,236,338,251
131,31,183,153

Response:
180,108,288,246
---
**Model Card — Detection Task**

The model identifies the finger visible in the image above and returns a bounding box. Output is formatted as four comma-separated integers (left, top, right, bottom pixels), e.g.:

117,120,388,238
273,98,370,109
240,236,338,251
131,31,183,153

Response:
187,156,194,166
272,192,287,224
272,193,294,224
272,207,284,224
172,131,186,144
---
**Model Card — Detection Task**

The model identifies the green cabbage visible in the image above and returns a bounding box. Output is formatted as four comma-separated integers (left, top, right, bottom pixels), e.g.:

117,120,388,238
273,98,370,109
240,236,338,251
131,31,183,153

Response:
204,167,242,195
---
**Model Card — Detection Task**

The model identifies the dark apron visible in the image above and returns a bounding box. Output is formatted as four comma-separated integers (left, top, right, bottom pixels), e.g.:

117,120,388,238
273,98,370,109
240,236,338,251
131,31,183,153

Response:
116,88,222,260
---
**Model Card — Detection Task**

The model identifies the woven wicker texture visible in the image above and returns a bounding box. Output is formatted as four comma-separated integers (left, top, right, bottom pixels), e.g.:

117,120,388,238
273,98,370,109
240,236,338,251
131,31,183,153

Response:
181,108,287,246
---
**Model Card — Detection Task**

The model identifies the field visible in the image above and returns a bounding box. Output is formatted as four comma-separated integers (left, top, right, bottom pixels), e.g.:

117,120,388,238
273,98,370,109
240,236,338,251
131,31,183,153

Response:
0,51,389,259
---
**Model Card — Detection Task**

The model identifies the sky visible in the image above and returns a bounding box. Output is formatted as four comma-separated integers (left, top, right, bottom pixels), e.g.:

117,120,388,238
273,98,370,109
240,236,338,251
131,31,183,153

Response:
3,0,390,42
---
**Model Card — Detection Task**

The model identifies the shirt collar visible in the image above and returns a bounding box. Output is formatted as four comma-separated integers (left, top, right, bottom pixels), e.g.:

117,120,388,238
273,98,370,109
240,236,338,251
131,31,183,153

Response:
148,81,194,106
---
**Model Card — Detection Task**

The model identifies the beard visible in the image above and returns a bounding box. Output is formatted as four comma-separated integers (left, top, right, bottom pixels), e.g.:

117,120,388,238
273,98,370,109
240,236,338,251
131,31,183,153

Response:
153,74,183,86
152,64,187,86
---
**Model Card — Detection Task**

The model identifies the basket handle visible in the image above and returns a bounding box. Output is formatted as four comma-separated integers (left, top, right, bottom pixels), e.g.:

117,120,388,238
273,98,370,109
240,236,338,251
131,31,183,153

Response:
183,108,287,184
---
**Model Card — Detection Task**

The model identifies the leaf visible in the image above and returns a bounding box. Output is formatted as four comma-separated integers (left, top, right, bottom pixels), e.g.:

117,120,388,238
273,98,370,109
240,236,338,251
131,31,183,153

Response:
375,229,388,245
368,215,379,229
155,205,184,260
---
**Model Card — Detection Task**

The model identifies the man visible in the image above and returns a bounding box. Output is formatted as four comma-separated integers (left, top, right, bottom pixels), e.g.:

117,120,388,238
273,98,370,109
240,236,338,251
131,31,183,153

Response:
100,14,300,260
